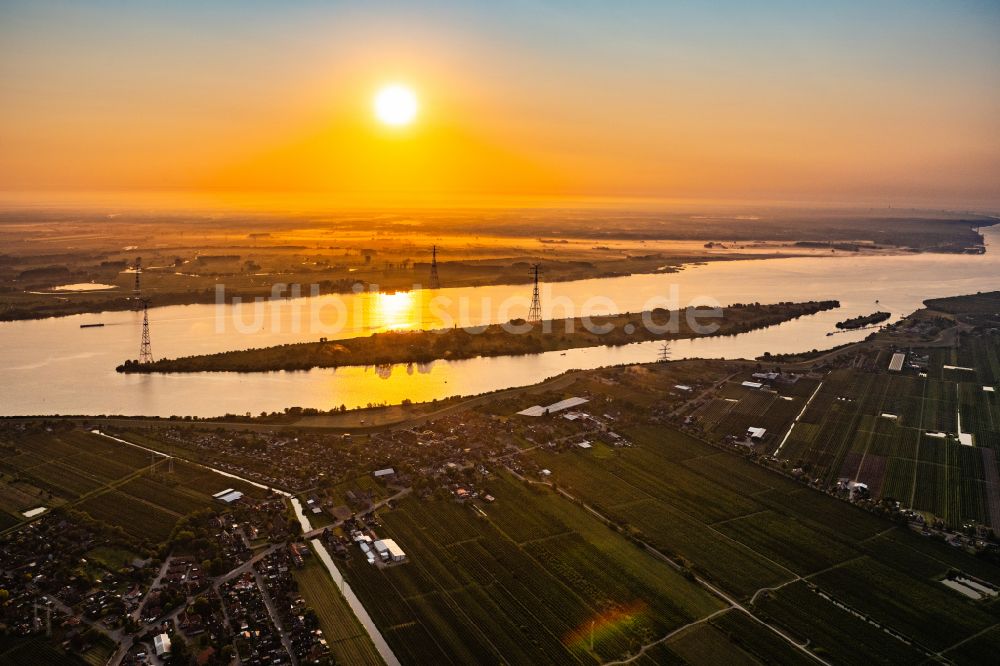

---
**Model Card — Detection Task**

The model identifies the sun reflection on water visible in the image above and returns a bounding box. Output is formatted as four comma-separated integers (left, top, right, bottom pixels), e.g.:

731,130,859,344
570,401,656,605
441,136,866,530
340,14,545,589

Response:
370,290,418,331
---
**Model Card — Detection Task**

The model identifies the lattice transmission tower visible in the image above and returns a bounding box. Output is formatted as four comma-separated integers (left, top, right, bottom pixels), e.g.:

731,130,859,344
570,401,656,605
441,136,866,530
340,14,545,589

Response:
429,245,440,289
133,256,142,297
139,299,153,364
658,340,672,363
527,264,542,322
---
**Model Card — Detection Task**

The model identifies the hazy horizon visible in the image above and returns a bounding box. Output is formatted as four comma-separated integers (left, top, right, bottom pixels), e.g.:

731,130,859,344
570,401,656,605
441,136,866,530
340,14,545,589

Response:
2,1,999,210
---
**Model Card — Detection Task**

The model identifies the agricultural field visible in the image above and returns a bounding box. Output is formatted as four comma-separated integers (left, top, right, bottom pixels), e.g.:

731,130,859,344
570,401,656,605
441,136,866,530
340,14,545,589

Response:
751,582,928,665
528,424,1000,659
692,370,822,453
663,611,814,666
293,552,385,666
700,610,814,665
342,472,723,665
942,625,1000,664
0,424,264,544
0,636,87,665
808,556,998,652
697,326,1000,531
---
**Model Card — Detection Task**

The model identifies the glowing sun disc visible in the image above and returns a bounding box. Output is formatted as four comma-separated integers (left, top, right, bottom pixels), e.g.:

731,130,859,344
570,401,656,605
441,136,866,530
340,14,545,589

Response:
374,84,418,126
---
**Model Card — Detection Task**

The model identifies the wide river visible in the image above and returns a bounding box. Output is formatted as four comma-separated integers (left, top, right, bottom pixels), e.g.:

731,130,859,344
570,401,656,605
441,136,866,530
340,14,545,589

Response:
2,227,998,417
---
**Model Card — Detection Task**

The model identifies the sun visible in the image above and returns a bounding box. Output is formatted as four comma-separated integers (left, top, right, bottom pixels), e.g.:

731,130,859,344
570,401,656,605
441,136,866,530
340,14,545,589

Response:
374,84,418,126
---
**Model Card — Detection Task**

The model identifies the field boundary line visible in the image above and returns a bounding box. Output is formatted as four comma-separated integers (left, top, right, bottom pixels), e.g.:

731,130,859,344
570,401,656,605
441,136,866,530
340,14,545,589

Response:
937,621,1000,658
507,467,832,666
594,461,802,580
858,526,898,544
748,578,802,606
708,508,771,527
601,607,732,665
516,530,575,547
908,373,930,507
775,379,824,456
801,554,867,581
850,375,894,485
112,488,183,518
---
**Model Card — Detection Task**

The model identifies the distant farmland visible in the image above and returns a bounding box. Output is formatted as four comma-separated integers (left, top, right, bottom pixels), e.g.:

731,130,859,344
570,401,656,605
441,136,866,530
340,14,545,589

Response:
340,418,1000,664
530,426,1000,662
342,473,725,664
0,426,264,543
836,344,993,529
692,329,1000,532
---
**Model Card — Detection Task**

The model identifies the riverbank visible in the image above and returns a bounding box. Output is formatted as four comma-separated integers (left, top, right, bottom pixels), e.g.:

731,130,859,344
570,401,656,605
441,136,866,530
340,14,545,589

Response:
3,208,992,321
0,250,804,322
118,300,839,373
4,227,998,418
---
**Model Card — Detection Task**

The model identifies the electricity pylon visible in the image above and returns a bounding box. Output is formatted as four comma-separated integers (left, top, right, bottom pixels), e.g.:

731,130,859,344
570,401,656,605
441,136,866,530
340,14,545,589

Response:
139,299,153,364
429,245,440,289
527,264,542,322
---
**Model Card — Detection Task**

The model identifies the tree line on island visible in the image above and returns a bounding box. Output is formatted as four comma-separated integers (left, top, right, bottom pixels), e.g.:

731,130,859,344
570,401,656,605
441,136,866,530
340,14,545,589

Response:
835,311,891,330
118,300,839,374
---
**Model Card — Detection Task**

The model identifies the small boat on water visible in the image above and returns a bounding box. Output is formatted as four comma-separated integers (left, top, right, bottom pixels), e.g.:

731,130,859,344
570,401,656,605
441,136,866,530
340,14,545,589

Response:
80,323,105,328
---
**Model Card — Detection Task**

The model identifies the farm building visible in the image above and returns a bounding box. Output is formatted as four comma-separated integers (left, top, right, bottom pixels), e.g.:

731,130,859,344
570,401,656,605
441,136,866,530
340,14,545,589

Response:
154,633,172,656
517,396,589,416
888,352,906,372
848,481,869,498
373,467,396,478
674,384,693,392
576,441,592,449
374,538,406,562
746,427,767,441
741,381,764,390
357,539,376,564
213,489,243,504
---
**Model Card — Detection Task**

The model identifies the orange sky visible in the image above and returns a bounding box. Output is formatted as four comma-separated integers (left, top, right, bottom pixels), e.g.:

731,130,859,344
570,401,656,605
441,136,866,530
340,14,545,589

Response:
1,1,998,209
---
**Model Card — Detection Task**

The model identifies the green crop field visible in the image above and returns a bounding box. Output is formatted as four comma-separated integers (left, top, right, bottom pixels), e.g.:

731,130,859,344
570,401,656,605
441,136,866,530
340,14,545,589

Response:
529,424,1000,660
0,636,87,665
713,510,858,575
77,491,180,542
663,612,817,666
293,553,385,666
342,472,723,665
695,375,822,449
665,622,763,665
943,625,1000,665
0,427,264,543
808,556,998,652
743,331,1000,531
704,610,814,665
751,582,927,665
119,477,213,516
